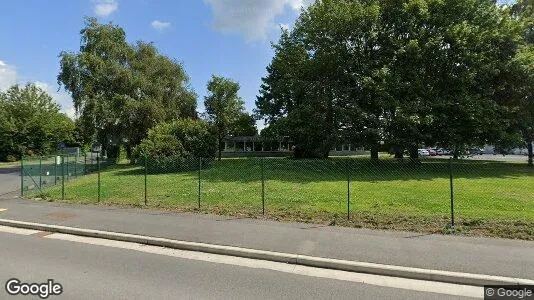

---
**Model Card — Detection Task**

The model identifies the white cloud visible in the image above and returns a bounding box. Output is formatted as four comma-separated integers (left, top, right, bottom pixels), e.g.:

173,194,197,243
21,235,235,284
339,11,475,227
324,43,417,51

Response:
287,0,310,10
279,23,291,31
1,60,75,119
93,0,118,17
0,60,18,92
34,81,76,119
151,20,171,31
204,0,313,40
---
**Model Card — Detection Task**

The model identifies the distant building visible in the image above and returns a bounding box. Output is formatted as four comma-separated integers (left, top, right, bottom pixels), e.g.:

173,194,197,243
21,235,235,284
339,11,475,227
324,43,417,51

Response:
222,136,365,157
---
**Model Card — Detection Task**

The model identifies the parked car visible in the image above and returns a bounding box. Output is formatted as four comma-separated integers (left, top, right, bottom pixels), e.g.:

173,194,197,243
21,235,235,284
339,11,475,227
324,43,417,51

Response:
418,149,430,156
427,149,437,156
436,148,452,155
469,148,485,155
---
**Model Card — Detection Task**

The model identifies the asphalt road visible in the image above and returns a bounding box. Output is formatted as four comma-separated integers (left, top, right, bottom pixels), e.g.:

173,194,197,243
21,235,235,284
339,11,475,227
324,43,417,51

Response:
1,198,532,280
0,231,472,300
0,167,19,196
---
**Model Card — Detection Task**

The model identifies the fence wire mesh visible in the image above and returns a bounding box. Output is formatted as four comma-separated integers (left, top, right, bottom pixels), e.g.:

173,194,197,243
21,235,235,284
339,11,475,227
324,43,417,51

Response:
21,153,113,201
145,156,200,210
21,155,534,239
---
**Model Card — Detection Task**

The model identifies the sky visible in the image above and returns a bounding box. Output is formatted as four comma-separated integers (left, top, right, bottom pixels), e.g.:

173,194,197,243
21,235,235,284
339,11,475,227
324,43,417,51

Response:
0,0,513,122
0,0,312,120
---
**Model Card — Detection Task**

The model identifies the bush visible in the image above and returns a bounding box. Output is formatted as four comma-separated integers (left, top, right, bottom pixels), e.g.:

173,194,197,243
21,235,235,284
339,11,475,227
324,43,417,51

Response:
132,119,217,163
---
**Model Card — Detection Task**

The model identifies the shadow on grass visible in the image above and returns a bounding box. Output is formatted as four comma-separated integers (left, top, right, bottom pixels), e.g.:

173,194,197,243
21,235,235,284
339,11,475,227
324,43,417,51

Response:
109,157,534,184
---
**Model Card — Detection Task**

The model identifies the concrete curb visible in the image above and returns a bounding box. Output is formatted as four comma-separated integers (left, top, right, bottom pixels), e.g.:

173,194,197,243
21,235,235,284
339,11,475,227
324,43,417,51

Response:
1,218,532,287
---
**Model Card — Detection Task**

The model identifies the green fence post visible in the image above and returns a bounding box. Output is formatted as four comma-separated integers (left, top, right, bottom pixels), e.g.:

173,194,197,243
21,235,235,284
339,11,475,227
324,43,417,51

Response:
84,154,87,175
449,158,455,233
261,157,265,216
347,161,351,220
39,156,42,190
65,154,69,181
144,156,148,206
198,157,201,209
74,153,78,178
54,156,57,185
97,155,101,202
20,156,24,197
61,156,65,200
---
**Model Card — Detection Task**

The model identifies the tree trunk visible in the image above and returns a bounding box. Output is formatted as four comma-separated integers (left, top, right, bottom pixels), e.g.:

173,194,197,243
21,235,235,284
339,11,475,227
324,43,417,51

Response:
125,144,133,161
528,139,533,167
370,145,379,161
409,147,419,162
217,136,222,161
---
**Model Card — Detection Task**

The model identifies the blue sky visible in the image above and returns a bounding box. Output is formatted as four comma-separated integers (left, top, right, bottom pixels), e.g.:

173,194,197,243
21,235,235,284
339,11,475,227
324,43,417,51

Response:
0,0,308,119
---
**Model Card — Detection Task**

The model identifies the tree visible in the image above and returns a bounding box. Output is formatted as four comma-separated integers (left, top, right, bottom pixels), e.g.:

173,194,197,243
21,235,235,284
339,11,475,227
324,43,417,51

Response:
256,0,525,159
133,119,216,160
512,0,534,44
256,29,340,158
204,75,251,160
58,18,196,160
232,112,257,136
0,84,74,161
507,0,534,165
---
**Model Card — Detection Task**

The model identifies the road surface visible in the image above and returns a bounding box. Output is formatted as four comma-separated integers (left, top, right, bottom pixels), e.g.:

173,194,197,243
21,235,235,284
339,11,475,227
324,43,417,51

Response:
0,167,19,197
0,227,478,299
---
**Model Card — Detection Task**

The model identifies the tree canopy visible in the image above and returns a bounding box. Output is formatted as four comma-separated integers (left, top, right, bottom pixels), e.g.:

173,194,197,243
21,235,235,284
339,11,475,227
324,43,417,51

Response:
58,17,197,160
204,75,256,159
256,0,530,160
133,119,216,160
0,84,74,161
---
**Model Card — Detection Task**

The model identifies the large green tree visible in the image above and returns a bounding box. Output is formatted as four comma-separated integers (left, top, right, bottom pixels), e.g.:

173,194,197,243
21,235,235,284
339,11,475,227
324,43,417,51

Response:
58,18,197,160
256,0,525,159
508,0,534,165
256,28,342,158
0,84,74,161
204,75,255,160
232,112,258,136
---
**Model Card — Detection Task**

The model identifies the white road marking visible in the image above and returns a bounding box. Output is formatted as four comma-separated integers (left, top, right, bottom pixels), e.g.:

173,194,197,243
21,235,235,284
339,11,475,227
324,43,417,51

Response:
45,233,483,298
0,225,40,235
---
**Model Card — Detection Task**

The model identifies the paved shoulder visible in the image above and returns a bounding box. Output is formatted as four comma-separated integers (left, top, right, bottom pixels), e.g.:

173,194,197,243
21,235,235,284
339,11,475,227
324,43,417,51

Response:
0,198,533,280
1,232,468,299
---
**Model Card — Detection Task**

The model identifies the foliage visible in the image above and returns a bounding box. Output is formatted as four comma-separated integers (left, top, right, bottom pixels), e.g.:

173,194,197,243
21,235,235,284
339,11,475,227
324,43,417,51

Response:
256,0,527,159
233,112,257,137
204,75,256,159
132,119,217,162
508,0,534,164
58,17,197,160
512,0,534,44
0,84,74,161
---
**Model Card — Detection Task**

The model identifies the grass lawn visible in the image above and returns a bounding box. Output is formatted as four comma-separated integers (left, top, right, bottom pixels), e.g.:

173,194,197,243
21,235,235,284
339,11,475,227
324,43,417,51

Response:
29,157,534,240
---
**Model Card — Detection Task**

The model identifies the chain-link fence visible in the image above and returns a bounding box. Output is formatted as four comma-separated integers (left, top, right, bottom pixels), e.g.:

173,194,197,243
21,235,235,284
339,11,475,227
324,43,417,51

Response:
21,155,534,238
21,153,114,200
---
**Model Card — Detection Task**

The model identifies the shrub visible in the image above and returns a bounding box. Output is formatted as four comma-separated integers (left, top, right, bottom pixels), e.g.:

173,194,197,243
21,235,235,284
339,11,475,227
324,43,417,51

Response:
132,119,217,164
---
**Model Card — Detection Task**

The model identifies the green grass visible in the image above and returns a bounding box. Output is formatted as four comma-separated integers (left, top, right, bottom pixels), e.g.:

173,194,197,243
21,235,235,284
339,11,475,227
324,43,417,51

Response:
29,157,534,240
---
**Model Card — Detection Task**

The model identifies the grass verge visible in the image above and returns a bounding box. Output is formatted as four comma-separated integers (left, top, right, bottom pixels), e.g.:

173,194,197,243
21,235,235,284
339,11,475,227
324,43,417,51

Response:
29,157,534,240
